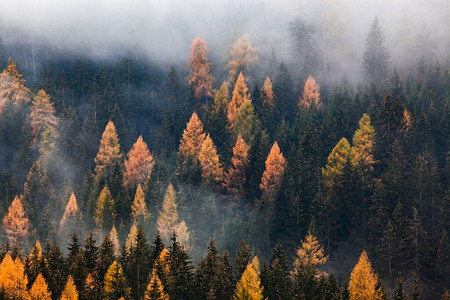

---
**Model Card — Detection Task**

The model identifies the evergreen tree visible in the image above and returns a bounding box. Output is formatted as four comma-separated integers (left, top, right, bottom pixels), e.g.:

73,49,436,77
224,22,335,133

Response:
261,242,291,300
96,233,116,290
168,231,194,299
235,240,252,281
363,17,390,82
196,237,221,299
44,241,67,299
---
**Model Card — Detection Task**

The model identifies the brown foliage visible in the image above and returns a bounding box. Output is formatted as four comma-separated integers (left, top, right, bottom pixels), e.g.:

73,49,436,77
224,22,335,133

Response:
226,34,258,81
228,72,250,129
188,37,215,99
2,195,30,245
178,112,206,163
260,141,286,196
299,75,321,109
124,135,154,188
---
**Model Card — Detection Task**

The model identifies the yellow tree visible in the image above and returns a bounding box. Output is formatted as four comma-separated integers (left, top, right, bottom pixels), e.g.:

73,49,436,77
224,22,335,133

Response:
228,72,250,129
322,137,351,188
60,275,78,300
349,251,383,300
178,112,206,177
260,141,286,196
261,76,274,110
145,268,169,300
293,232,328,272
351,114,376,176
0,253,30,299
225,135,249,194
30,273,51,300
2,195,30,245
59,193,82,236
94,120,123,178
226,34,258,81
233,256,264,300
95,186,116,231
131,184,149,223
198,134,224,186
110,225,120,256
30,89,57,142
103,261,130,300
0,58,30,112
157,183,179,244
123,135,154,188
188,36,215,100
125,222,138,250
299,75,321,109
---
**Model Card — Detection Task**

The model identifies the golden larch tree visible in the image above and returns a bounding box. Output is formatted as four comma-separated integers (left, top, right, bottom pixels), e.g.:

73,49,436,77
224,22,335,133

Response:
233,256,264,300
60,275,79,300
261,76,274,109
322,137,351,188
131,184,149,223
188,36,215,99
125,222,138,250
0,58,30,112
228,72,250,129
351,114,376,174
2,195,30,245
30,89,58,141
59,193,80,231
178,112,206,168
349,250,383,300
0,253,30,299
94,120,123,178
401,108,412,132
260,141,286,196
226,34,258,81
95,186,116,231
157,183,179,244
198,134,224,186
103,261,130,300
123,135,154,188
174,220,191,251
225,135,249,194
30,273,52,300
299,75,321,109
83,274,96,300
145,268,169,300
293,232,328,272
110,225,120,256
212,82,230,113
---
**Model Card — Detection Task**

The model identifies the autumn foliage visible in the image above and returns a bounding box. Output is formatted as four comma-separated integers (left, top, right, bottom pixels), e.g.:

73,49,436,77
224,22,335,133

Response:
2,195,30,245
260,141,286,196
124,135,154,188
188,36,215,99
225,135,249,194
94,120,123,178
228,72,250,129
299,75,321,109
349,251,383,300
198,134,224,186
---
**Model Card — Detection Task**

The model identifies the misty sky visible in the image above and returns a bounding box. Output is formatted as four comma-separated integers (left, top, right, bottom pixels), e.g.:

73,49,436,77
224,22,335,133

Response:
0,0,448,66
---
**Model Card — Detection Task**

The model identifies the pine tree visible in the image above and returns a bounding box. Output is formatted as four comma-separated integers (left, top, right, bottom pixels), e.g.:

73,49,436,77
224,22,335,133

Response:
25,241,44,289
61,276,79,300
363,17,390,82
96,233,116,290
260,141,286,197
225,135,249,194
348,250,382,300
261,242,291,300
392,277,407,300
145,268,169,300
322,137,351,188
228,72,250,129
82,274,97,300
198,134,224,186
260,76,274,127
235,240,252,281
226,34,258,81
167,231,194,299
83,231,98,272
44,241,67,299
232,98,259,145
95,186,116,231
2,195,30,245
233,256,264,300
94,120,123,179
59,193,83,237
30,273,52,300
131,184,149,223
157,183,179,244
196,237,221,299
299,75,321,110
188,37,215,101
103,261,130,300
0,253,30,299
123,136,154,188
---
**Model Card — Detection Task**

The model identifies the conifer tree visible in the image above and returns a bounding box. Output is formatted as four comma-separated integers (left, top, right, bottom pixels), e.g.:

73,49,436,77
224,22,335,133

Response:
188,37,215,100
96,233,116,289
322,137,351,188
167,231,194,299
233,256,264,300
228,72,250,129
0,253,30,299
199,134,224,186
363,17,390,82
94,120,123,179
196,237,221,299
44,241,67,299
83,231,98,272
131,184,149,223
299,75,321,109
0,58,30,112
95,186,116,231
393,277,407,300
233,98,259,145
61,275,79,300
260,76,274,126
125,222,138,251
82,274,96,300
226,34,258,81
60,193,83,237
110,225,120,256
348,250,382,300
2,195,30,245
225,135,249,194
30,273,52,300
351,114,376,176
235,240,252,281
103,261,130,300
157,183,179,244
123,136,154,188
145,268,169,300
260,141,286,197
261,242,291,300
30,89,58,141
24,241,44,289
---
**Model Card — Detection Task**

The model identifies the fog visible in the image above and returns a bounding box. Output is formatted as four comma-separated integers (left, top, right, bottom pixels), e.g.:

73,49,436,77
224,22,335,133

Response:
1,0,448,80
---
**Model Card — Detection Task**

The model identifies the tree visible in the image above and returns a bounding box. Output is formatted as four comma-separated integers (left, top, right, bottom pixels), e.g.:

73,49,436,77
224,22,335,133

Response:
82,274,97,300
232,98,259,145
392,277,407,300
235,240,252,281
225,135,249,194
363,17,390,82
110,225,120,256
60,276,79,300
59,193,82,237
97,233,116,286
125,222,138,251
2,195,30,245
131,184,149,223
198,134,224,186
30,89,57,142
228,72,250,129
0,58,30,112
145,268,168,300
123,136,154,189
233,256,264,300
196,237,221,299
188,36,215,100
94,120,123,179
299,75,321,110
95,186,116,231
260,77,274,126
25,241,44,289
351,114,376,176
322,137,351,188
0,253,30,299
157,183,179,244
103,261,130,300
226,34,257,81
167,231,194,299
261,242,291,300
348,250,382,300
30,273,52,300
260,141,286,197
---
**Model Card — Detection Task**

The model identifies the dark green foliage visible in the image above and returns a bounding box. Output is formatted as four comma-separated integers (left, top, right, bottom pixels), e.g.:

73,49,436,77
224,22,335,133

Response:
261,242,291,300
168,231,194,299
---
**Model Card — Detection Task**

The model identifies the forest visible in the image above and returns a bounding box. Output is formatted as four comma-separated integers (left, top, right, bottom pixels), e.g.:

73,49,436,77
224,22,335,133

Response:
0,0,449,299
